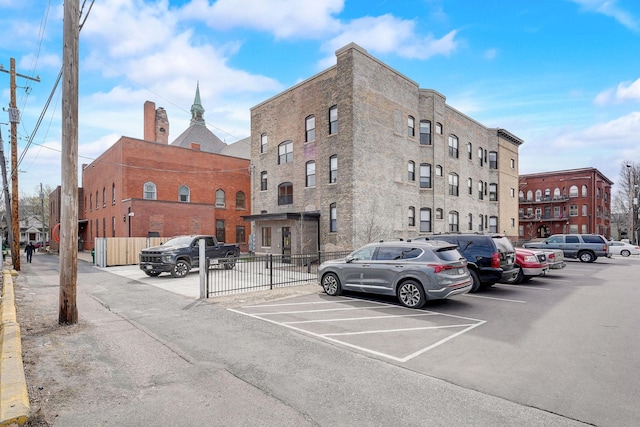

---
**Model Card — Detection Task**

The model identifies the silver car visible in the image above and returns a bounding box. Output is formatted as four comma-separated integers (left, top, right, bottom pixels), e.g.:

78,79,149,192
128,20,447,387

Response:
318,240,472,309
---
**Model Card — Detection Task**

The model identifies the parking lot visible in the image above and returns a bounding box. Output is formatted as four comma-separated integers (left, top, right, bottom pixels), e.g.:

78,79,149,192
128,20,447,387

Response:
106,255,640,425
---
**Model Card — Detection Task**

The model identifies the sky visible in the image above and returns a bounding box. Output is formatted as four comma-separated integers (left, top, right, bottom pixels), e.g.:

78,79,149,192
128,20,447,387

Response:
1,0,640,201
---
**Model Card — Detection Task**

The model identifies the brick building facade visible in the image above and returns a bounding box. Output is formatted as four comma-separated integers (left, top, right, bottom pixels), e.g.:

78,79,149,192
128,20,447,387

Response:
245,43,523,254
518,167,613,240
77,88,251,251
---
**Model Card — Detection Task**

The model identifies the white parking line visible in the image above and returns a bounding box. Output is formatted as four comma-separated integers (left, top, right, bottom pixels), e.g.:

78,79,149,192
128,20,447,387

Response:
284,312,439,325
249,304,399,316
463,294,526,303
324,323,479,337
494,283,551,290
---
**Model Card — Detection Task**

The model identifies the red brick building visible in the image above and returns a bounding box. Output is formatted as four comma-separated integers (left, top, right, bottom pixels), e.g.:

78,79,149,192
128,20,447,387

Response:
77,87,251,251
518,168,613,240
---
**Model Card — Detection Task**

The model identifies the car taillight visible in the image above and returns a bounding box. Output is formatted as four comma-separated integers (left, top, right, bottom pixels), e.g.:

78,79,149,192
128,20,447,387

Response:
547,253,555,260
428,264,454,274
491,252,501,268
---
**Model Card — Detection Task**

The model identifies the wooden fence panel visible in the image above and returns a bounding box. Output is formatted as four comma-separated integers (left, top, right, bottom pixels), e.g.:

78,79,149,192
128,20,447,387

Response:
96,237,170,267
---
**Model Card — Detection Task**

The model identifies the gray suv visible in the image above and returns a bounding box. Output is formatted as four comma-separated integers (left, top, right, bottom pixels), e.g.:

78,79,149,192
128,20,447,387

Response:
318,240,472,309
523,234,610,263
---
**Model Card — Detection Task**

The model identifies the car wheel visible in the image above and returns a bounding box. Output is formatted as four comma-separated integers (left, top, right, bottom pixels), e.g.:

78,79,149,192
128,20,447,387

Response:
144,271,161,277
397,279,426,309
621,250,630,257
469,270,481,293
171,260,191,278
321,273,342,296
512,267,524,285
224,253,237,269
578,251,595,263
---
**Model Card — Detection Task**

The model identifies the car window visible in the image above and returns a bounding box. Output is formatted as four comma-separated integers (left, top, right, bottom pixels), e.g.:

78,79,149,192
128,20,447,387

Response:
375,246,424,260
434,247,464,262
566,236,579,243
582,235,605,244
492,236,514,253
546,236,563,243
350,246,375,261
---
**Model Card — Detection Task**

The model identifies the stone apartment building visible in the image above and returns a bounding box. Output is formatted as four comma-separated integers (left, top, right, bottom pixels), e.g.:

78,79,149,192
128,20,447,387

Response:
73,86,251,251
246,43,523,255
518,167,613,240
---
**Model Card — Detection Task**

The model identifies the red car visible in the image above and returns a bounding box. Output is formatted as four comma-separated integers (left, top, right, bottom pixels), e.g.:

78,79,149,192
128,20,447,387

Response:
508,248,549,284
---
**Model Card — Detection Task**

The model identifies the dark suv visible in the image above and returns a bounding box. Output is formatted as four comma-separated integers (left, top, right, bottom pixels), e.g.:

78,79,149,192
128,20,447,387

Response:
413,234,518,292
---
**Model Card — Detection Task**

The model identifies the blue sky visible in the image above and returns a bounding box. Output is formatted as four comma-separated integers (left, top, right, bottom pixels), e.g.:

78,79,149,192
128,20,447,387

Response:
1,0,640,199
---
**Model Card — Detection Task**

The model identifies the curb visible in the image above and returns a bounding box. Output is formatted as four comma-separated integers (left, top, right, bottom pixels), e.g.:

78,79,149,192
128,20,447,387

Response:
0,269,30,426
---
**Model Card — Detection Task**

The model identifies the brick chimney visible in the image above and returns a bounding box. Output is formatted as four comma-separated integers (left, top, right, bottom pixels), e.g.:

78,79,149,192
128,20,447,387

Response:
143,101,169,144
155,107,169,144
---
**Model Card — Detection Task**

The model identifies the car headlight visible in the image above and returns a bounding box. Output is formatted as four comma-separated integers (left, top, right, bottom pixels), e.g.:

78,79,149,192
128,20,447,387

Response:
523,255,537,263
162,255,173,263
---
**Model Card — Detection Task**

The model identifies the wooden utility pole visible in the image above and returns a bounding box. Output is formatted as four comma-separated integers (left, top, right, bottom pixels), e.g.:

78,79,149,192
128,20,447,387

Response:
59,0,79,324
0,128,13,254
0,58,40,271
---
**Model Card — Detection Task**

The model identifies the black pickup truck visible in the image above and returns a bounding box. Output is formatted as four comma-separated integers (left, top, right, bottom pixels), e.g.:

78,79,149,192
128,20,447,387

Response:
139,235,240,278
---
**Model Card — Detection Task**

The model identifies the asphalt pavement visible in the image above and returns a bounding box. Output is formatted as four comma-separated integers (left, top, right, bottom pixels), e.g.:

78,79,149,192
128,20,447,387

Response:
9,251,621,426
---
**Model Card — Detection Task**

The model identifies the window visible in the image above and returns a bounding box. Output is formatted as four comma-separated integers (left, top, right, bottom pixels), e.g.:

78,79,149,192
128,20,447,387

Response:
305,115,315,142
582,185,588,197
306,161,316,187
511,188,515,198
526,190,533,201
435,165,442,176
329,155,337,183
419,120,431,145
260,133,268,154
408,116,415,137
545,188,551,199
468,213,473,230
278,182,293,205
436,208,443,220
216,219,225,243
143,182,157,200
260,171,268,191
535,189,542,201
419,163,431,188
448,211,459,232
478,147,484,166
479,214,484,231
179,185,190,202
95,219,99,238
111,216,116,237
102,188,106,207
467,142,472,160
103,218,106,238
89,194,93,211
468,178,473,195
261,227,272,247
96,191,99,209
554,206,561,218
420,208,432,232
329,106,338,134
489,183,498,201
329,203,337,232
519,190,524,200
510,158,515,168
570,204,578,216
569,185,579,197
236,191,246,209
489,216,498,233
489,151,498,169
478,181,484,200
408,161,415,182
435,122,442,134
408,207,415,226
448,173,459,196
582,204,588,216
112,183,116,204
236,226,246,243
278,141,293,164
215,189,225,207
448,135,459,158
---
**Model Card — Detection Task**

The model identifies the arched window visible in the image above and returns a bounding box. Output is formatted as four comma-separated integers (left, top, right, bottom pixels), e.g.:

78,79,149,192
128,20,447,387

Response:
305,115,315,142
554,188,561,199
329,155,337,183
102,187,106,207
519,190,524,200
260,171,268,191
408,207,415,226
582,185,588,197
569,185,579,197
143,182,157,200
535,189,542,201
448,211,459,232
408,116,415,137
95,191,99,209
278,182,293,205
448,135,459,158
306,161,316,187
436,208,443,219
408,161,415,182
260,133,268,154
179,185,190,202
278,141,293,164
448,173,459,196
526,190,533,201
236,191,246,209
215,189,225,207
112,183,116,204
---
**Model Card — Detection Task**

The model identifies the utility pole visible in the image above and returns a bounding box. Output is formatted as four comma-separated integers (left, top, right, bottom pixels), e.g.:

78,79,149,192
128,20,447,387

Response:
59,0,79,324
40,182,45,244
0,127,13,256
0,59,40,270
626,165,634,244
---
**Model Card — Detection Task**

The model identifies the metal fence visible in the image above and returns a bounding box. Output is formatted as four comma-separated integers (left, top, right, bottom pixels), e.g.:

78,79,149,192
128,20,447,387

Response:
205,251,351,297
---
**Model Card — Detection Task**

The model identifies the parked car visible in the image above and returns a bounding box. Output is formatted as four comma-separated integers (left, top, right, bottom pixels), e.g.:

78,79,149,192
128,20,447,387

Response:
139,235,240,278
33,241,49,249
507,248,549,284
608,241,640,257
412,233,518,292
523,234,610,263
541,248,566,270
318,240,472,309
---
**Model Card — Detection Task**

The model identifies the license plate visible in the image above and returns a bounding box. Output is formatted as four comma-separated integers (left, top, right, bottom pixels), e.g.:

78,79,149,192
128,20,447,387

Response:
145,265,152,270
458,268,464,274
211,259,219,265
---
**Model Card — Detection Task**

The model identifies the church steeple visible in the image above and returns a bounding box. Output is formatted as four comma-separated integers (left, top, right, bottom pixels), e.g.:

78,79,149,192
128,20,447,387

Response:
190,82,205,126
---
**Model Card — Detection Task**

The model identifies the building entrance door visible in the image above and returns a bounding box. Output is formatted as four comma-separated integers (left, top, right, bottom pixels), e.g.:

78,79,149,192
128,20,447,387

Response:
282,227,291,263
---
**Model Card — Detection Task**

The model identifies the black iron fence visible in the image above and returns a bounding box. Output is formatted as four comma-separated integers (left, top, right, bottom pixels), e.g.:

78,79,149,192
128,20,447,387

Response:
205,250,351,297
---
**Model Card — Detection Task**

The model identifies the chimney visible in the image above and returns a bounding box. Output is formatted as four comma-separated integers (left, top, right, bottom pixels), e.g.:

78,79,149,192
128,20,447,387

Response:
143,101,156,142
155,107,169,144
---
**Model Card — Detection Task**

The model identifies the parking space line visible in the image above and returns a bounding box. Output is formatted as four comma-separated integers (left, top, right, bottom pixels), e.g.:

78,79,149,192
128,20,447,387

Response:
284,312,439,325
463,294,526,303
324,323,479,337
400,321,486,362
494,283,551,290
249,304,400,316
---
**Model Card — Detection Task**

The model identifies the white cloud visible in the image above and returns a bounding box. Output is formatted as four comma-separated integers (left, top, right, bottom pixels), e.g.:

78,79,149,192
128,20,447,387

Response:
569,0,638,30
179,0,344,39
595,77,640,104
